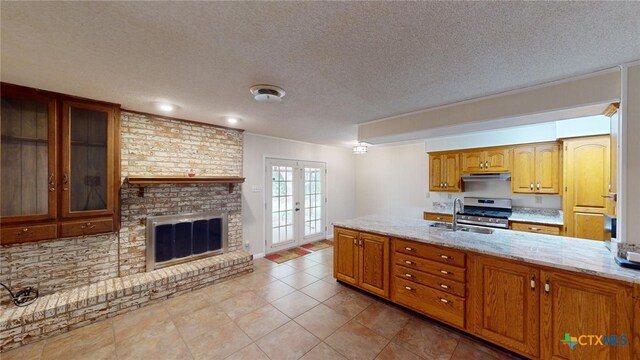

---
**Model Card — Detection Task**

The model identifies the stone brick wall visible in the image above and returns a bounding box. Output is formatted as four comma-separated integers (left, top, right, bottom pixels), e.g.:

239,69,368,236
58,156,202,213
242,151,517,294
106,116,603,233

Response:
1,111,244,302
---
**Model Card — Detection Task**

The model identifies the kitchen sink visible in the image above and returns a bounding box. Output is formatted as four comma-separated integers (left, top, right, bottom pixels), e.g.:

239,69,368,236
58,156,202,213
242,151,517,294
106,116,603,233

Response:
429,222,494,235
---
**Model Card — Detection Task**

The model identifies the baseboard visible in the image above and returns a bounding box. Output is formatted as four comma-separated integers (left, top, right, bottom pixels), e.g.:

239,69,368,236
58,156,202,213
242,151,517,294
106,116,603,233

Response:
252,252,265,259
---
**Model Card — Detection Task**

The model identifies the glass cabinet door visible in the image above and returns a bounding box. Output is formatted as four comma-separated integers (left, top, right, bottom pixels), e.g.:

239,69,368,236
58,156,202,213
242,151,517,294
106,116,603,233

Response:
1,89,57,222
61,101,115,217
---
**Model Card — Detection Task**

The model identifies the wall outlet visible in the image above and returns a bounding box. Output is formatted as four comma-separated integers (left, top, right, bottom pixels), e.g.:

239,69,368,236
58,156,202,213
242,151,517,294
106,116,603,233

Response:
244,241,251,250
535,196,542,204
425,192,430,199
447,194,452,200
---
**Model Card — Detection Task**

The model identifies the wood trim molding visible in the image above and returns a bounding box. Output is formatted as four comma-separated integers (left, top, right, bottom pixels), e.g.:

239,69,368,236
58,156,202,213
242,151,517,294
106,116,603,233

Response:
602,102,620,117
125,175,245,185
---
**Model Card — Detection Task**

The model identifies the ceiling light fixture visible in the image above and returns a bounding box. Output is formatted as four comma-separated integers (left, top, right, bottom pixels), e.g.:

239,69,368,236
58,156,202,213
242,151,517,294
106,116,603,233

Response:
156,102,175,112
226,117,239,125
353,142,368,154
250,85,285,103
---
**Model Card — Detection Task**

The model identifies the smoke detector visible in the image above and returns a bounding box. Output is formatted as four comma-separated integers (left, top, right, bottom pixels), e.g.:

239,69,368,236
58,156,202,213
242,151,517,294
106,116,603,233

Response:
250,85,285,103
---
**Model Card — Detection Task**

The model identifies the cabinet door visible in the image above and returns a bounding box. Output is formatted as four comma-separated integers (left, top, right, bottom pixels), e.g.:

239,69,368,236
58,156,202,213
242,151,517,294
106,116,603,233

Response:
429,155,444,191
334,227,359,285
1,86,57,224
540,270,633,360
358,232,389,297
470,256,539,358
442,153,461,191
485,148,511,172
512,146,536,193
461,151,484,173
563,137,610,240
61,101,116,219
535,144,560,194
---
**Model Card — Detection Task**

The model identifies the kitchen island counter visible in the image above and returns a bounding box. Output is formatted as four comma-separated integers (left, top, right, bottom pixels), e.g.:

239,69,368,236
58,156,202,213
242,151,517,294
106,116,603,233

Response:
334,215,639,284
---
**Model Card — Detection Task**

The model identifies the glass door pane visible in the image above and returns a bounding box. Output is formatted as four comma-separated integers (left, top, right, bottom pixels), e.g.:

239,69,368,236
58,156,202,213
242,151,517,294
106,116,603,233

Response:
69,106,108,212
1,95,53,219
270,165,295,245
304,166,323,237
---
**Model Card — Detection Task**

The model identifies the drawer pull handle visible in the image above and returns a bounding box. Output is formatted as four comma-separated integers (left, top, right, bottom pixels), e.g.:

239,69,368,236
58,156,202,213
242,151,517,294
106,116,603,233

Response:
439,270,450,275
439,283,450,289
404,273,412,278
528,227,540,231
404,286,414,291
435,217,442,220
439,254,452,260
405,260,413,265
17,228,29,235
404,247,414,251
439,297,450,304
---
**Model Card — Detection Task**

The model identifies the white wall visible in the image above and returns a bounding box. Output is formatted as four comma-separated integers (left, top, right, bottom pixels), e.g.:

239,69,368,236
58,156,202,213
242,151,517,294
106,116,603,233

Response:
242,133,356,256
355,143,430,218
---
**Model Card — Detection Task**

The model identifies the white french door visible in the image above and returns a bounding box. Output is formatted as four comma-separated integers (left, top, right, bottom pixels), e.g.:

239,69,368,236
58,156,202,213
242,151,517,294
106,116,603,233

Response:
266,158,327,252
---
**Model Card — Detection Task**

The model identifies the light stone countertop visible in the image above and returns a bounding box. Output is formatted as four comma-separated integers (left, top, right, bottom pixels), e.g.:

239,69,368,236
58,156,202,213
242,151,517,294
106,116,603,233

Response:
430,202,564,226
334,215,640,285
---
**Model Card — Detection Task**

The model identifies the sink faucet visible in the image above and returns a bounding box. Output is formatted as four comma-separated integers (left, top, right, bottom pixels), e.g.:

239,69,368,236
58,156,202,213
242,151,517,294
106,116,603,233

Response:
452,197,464,231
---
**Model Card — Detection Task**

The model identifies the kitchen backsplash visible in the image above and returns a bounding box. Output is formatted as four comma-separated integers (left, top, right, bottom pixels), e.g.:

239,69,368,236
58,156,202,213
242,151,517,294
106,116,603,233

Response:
427,181,562,211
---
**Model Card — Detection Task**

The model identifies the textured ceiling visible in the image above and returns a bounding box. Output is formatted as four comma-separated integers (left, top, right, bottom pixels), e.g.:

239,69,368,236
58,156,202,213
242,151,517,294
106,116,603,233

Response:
2,2,639,145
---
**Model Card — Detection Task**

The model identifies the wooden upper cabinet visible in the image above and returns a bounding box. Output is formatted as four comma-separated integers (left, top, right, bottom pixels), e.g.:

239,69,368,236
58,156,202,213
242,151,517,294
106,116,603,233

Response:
512,143,560,194
333,227,359,285
61,100,118,219
429,153,462,192
540,270,633,360
512,146,536,193
461,151,485,173
0,83,120,244
358,232,389,297
470,255,540,358
462,148,511,173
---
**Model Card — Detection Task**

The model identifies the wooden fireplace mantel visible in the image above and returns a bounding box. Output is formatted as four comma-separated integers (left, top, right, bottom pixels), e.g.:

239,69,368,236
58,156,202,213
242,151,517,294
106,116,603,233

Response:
125,175,245,196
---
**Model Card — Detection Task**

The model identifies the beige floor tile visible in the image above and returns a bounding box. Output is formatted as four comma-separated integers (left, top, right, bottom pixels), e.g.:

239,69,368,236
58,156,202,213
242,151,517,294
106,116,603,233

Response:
451,338,516,360
304,262,334,278
305,251,334,264
74,344,117,360
300,279,344,302
271,291,320,318
323,291,373,319
253,279,297,302
163,290,211,317
218,291,269,320
280,272,320,289
183,321,251,360
393,318,460,360
2,341,45,360
375,342,423,360
325,321,389,360
285,257,321,270
115,318,192,360
173,304,233,341
225,343,270,360
235,272,278,288
294,304,350,340
256,321,320,360
300,342,347,360
202,280,250,303
253,258,281,272
264,264,300,279
354,302,410,339
42,320,114,360
112,302,171,343
235,304,290,340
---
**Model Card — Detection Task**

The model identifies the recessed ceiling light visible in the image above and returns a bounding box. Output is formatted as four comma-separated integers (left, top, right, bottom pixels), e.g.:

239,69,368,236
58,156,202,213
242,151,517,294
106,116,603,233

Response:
250,85,285,103
226,117,239,124
158,103,174,112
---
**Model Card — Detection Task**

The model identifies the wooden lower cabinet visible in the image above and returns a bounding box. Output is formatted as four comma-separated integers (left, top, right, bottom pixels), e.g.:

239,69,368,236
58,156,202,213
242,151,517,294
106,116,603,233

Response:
511,221,562,236
540,270,633,360
333,227,389,297
423,212,453,223
469,255,540,358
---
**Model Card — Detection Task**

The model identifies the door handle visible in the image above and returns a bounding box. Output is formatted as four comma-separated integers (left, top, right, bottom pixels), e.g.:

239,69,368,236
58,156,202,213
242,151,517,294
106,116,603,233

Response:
62,173,69,191
485,161,489,168
295,208,300,211
536,182,540,190
530,182,534,190
479,161,483,169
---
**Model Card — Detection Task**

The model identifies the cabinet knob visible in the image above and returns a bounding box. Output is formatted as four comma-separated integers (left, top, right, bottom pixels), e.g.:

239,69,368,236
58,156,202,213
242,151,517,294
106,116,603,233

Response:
536,182,540,190
439,254,451,260
439,269,450,275
439,283,450,289
544,276,550,295
404,273,412,278
404,286,414,291
17,228,29,235
404,247,414,251
530,274,536,290
485,161,489,168
528,227,540,232
404,260,413,265
440,182,443,188
81,222,95,229
62,173,69,191
479,161,483,169
530,182,534,190
439,297,451,304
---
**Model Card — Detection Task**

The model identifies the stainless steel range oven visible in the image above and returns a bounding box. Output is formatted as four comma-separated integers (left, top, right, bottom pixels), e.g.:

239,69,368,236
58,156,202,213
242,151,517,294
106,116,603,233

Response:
456,197,512,229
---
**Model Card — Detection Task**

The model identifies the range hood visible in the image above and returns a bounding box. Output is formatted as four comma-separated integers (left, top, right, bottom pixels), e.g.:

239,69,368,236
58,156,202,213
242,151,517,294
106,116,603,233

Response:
461,173,512,182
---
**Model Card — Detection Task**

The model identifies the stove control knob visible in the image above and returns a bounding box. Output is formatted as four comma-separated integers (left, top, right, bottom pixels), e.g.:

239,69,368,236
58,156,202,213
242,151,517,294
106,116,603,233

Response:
489,219,494,223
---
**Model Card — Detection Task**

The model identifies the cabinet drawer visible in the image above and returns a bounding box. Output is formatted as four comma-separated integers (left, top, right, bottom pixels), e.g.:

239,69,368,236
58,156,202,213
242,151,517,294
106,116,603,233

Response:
423,212,453,223
510,222,561,235
395,239,466,268
1,224,57,244
60,218,114,238
394,253,465,283
393,277,465,328
394,265,465,297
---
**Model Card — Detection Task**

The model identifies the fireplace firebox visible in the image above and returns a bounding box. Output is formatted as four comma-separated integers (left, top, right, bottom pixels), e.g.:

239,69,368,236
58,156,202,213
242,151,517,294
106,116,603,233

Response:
146,211,228,271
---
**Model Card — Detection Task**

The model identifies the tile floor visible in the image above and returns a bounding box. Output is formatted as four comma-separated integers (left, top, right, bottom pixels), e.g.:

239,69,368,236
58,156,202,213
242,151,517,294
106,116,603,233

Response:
2,247,524,360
